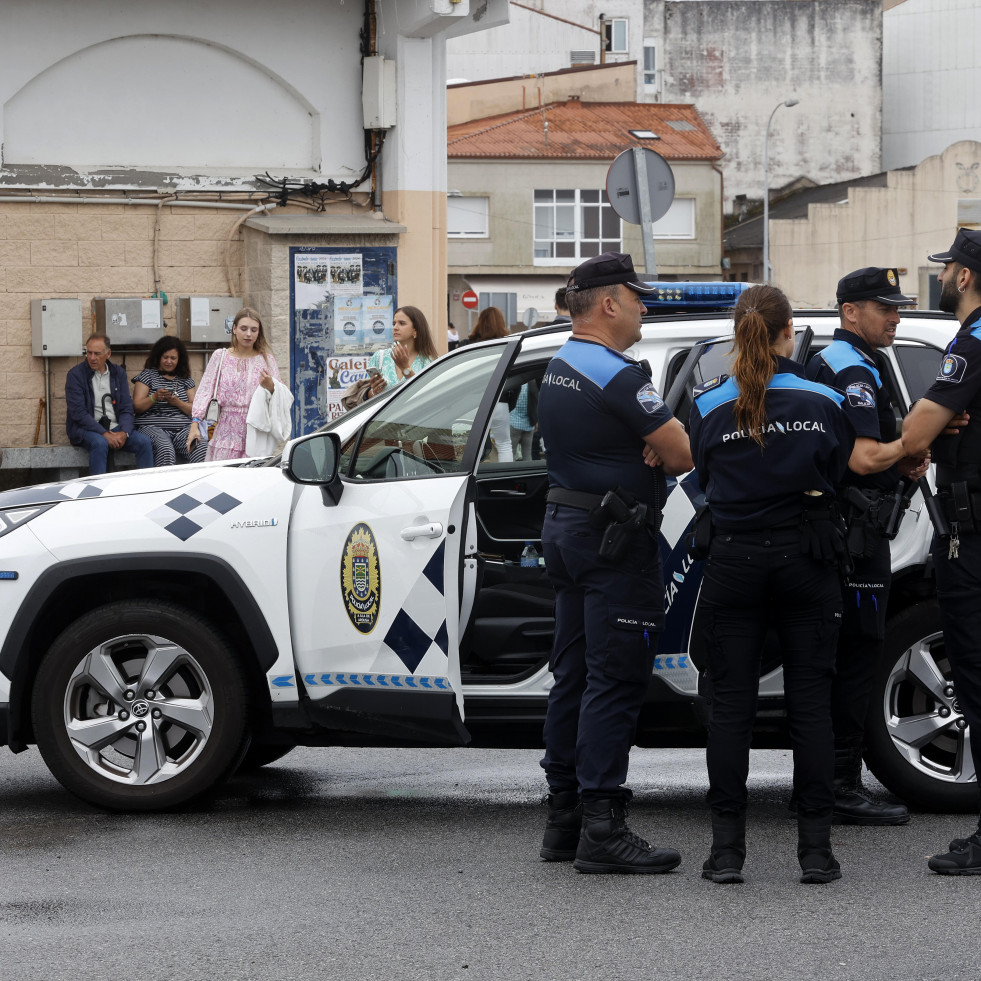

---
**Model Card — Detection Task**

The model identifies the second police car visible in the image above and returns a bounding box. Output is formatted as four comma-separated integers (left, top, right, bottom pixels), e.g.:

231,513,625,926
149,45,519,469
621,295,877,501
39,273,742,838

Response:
0,284,968,811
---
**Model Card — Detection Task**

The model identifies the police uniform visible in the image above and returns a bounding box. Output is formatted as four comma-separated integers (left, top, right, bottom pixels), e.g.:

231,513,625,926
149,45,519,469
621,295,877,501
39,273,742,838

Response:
539,335,673,799
690,358,855,828
805,266,914,825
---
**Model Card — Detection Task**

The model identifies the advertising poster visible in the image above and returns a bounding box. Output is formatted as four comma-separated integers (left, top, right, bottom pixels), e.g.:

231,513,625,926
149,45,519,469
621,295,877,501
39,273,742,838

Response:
293,254,332,310
321,355,371,423
328,253,364,296
333,296,364,353
362,295,394,350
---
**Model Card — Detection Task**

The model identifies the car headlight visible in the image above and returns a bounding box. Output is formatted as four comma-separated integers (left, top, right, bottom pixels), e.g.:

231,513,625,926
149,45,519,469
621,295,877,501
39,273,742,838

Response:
0,504,54,540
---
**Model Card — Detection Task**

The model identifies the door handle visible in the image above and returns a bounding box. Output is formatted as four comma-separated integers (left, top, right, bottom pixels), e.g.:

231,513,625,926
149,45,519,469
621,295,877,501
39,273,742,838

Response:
400,522,443,541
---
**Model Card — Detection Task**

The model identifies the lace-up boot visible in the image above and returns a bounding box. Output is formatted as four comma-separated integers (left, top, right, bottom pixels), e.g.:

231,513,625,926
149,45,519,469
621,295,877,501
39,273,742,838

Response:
833,737,909,826
539,790,581,862
701,814,746,884
573,798,681,874
928,829,981,875
797,813,842,884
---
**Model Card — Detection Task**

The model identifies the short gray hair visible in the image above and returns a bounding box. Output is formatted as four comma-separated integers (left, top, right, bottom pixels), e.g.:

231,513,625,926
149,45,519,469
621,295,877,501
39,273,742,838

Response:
567,283,620,319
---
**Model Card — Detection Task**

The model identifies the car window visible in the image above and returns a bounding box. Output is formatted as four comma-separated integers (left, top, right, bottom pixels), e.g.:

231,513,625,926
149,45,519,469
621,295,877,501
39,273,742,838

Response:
340,344,509,480
667,336,735,423
894,343,943,403
475,364,549,473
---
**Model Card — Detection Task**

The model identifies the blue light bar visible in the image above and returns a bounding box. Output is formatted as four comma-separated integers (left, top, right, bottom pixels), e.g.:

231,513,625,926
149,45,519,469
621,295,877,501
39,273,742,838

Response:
0,571,18,581
641,282,753,310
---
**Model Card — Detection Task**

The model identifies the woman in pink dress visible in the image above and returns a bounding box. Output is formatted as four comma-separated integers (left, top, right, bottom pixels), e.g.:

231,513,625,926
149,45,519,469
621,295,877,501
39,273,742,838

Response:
188,307,281,461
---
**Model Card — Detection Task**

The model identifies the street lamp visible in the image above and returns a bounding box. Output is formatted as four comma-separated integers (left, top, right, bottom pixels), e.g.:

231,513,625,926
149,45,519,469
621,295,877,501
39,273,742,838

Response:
763,97,800,285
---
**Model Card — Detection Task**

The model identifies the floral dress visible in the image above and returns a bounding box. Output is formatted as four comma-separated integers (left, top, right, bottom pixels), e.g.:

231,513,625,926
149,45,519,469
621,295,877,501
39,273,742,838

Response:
367,348,432,390
192,349,281,461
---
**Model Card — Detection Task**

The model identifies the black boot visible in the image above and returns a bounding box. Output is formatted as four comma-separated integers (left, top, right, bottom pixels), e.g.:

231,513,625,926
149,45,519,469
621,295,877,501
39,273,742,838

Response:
573,798,681,875
928,829,981,875
540,790,581,862
701,813,746,884
833,737,910,826
797,813,842,884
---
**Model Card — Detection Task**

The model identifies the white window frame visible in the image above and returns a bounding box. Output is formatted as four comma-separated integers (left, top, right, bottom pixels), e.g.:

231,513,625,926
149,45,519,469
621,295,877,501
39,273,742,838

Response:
643,38,657,88
533,189,622,266
652,198,696,240
447,196,490,238
607,18,628,54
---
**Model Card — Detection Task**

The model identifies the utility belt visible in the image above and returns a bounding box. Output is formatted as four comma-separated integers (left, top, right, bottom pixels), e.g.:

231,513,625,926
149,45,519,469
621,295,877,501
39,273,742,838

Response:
936,482,981,535
837,484,911,558
547,486,660,561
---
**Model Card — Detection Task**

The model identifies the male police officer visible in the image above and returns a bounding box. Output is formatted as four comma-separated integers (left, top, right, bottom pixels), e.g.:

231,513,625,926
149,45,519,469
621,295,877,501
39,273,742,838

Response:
536,252,692,874
806,268,928,826
903,229,981,874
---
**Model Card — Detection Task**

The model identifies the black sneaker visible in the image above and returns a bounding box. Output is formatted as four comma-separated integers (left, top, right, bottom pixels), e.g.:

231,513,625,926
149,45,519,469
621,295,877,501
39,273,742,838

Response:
928,832,981,876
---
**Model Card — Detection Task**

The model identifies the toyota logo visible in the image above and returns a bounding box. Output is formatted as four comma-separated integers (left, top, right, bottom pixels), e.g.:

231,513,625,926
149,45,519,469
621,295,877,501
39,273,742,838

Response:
131,701,150,718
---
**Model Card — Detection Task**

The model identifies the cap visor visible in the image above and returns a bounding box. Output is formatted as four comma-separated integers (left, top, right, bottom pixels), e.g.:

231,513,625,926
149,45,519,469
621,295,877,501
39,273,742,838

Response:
624,280,658,295
874,293,915,306
928,251,955,264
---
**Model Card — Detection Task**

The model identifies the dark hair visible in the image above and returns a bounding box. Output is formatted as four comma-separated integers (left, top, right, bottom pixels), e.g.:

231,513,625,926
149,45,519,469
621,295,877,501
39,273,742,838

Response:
231,306,269,356
470,306,509,342
396,306,438,360
144,335,190,377
731,285,793,447
554,286,569,311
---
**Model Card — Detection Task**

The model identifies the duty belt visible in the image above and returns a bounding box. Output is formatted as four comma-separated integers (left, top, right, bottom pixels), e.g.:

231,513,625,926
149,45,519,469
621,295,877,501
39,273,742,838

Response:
546,486,661,529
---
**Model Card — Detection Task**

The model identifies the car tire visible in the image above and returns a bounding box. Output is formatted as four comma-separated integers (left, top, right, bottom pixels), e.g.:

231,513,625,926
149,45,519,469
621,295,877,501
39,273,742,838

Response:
864,599,977,813
32,600,251,812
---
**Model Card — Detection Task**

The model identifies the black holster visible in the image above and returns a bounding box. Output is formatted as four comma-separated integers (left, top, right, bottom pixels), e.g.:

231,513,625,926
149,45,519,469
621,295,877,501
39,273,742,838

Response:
590,487,653,561
687,504,713,561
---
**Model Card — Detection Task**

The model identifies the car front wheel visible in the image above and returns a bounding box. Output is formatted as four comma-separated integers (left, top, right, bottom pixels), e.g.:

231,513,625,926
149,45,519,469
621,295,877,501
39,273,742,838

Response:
864,600,977,813
32,600,251,811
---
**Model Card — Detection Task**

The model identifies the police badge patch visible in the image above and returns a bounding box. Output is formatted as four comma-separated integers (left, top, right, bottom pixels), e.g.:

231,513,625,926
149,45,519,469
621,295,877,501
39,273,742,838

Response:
937,353,968,384
845,381,877,408
341,522,381,633
636,382,665,414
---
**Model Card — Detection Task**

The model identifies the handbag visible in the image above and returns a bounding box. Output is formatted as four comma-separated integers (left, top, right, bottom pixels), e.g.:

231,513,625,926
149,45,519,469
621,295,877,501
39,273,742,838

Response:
204,350,226,439
341,377,374,411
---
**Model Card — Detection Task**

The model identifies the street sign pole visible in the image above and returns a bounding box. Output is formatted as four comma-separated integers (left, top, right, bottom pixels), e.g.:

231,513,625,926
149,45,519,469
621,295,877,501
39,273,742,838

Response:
632,147,658,279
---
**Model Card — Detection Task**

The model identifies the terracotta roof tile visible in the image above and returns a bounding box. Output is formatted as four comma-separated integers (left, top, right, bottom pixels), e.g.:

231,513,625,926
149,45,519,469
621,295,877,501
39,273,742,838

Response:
448,101,722,162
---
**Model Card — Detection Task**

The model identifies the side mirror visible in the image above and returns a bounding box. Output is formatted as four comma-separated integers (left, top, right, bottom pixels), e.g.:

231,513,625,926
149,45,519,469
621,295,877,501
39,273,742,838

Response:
283,432,343,503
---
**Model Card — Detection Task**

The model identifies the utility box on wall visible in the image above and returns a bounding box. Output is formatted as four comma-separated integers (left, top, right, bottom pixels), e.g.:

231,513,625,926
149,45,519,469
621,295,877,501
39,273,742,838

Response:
175,296,243,344
31,298,83,357
91,297,164,345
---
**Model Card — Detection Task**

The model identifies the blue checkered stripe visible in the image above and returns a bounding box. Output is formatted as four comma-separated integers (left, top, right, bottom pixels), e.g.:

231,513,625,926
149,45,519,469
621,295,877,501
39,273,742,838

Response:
0,480,105,509
147,482,241,541
272,672,452,691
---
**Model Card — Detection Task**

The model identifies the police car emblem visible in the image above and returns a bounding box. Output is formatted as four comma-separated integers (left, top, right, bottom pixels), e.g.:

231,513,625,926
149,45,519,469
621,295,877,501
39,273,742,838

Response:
938,353,967,384
636,382,664,414
845,381,876,408
341,522,381,633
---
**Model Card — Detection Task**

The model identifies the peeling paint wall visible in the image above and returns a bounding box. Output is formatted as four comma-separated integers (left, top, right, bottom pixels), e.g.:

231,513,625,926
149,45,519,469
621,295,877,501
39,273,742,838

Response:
648,0,883,211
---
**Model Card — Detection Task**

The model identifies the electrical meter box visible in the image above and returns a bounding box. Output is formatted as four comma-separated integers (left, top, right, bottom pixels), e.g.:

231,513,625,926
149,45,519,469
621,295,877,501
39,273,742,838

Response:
91,297,164,345
175,296,243,344
31,298,83,357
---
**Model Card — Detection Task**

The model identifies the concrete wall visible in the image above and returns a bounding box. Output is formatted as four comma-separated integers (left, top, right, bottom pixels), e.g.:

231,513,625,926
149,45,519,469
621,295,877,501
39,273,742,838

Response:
769,141,981,308
883,0,981,170
648,0,883,211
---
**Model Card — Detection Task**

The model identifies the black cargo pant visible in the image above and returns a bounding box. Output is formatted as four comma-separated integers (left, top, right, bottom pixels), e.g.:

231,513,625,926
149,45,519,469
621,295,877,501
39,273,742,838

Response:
700,526,842,817
540,503,662,799
832,535,892,742
932,531,981,815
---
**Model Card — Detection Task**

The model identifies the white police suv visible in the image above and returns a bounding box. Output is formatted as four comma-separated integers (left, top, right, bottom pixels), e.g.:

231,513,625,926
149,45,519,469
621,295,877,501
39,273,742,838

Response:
0,285,969,811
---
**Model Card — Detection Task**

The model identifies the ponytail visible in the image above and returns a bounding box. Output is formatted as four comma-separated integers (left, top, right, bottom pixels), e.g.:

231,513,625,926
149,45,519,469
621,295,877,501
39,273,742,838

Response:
731,285,793,447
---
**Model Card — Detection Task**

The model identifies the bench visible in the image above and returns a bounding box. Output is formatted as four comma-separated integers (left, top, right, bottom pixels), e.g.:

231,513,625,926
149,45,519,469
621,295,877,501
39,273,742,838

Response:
0,445,137,488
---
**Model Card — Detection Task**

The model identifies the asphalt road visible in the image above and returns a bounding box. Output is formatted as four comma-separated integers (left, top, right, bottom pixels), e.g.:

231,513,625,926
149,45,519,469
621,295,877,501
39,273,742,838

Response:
0,745,979,981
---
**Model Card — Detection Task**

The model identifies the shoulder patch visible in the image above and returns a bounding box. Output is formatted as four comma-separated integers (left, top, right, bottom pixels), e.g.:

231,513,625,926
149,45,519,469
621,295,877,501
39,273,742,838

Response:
636,381,665,415
693,374,727,398
845,380,876,408
937,353,968,384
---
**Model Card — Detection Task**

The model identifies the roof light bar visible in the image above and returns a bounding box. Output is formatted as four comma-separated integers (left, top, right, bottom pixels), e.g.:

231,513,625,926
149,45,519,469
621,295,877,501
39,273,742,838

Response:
640,282,753,311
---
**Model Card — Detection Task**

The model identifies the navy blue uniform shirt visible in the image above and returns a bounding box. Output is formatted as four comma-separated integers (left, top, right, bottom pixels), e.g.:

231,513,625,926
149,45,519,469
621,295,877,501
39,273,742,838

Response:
538,337,675,507
806,327,899,492
690,356,856,531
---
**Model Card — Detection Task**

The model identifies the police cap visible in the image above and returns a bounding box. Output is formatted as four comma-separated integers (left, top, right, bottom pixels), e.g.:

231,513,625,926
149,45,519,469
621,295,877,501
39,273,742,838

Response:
927,228,981,274
566,252,656,294
836,267,914,306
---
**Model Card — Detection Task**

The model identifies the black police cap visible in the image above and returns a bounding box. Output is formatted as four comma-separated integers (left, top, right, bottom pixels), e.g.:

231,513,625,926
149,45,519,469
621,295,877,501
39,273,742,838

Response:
836,267,914,306
928,228,981,274
566,252,656,294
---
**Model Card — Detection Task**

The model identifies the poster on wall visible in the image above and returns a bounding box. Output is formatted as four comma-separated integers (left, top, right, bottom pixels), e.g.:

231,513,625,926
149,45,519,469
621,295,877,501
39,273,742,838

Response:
328,253,364,296
333,296,363,353
321,355,371,423
362,295,394,350
293,254,332,310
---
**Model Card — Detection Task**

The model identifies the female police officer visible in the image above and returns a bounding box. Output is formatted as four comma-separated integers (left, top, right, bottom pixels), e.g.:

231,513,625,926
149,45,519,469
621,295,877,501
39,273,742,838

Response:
689,284,857,885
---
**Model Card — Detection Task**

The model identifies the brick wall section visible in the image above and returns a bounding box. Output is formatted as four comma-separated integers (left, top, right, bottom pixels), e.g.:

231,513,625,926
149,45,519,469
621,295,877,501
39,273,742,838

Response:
0,200,278,448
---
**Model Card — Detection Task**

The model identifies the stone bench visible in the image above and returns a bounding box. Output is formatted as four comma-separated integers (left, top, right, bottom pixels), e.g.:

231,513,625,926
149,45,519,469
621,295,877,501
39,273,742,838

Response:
0,445,137,488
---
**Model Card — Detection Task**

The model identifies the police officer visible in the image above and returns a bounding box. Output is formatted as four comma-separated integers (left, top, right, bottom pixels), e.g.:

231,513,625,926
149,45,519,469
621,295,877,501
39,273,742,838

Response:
903,228,981,875
537,252,692,874
690,284,857,884
806,268,929,826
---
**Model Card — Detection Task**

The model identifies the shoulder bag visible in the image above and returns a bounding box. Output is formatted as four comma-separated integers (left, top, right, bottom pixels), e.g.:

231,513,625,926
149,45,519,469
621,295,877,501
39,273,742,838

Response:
204,350,227,439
